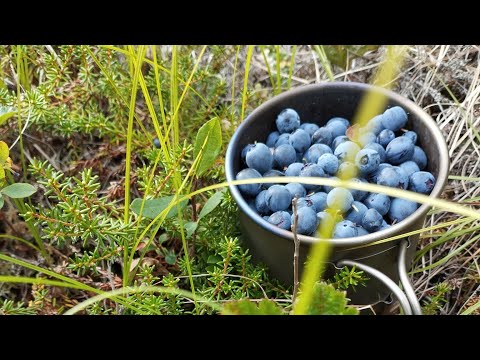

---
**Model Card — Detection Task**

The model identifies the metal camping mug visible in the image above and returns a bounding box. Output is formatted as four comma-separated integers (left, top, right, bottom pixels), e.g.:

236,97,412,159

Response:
225,82,449,315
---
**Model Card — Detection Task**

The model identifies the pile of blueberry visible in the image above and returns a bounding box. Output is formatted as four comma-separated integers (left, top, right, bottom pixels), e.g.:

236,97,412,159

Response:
236,106,436,238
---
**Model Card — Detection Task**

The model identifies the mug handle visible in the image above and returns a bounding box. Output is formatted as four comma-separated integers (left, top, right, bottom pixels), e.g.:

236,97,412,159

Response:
337,239,422,315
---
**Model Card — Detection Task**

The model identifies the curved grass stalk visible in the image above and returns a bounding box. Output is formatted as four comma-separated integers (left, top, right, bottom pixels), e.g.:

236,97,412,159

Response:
64,285,223,315
0,234,41,253
0,253,151,314
129,175,480,292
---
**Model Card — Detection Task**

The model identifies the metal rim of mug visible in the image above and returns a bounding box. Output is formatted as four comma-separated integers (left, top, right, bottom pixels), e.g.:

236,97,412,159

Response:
225,82,450,248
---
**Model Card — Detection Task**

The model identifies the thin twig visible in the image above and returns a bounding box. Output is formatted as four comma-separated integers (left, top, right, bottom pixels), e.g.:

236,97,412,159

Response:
291,197,300,304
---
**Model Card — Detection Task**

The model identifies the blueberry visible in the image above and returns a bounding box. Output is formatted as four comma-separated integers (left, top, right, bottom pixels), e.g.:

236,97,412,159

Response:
356,226,370,236
317,153,339,175
290,129,311,153
312,127,333,147
268,211,292,230
275,133,291,147
355,148,381,175
357,132,377,147
304,144,332,164
368,163,393,183
409,171,436,194
332,135,350,150
246,142,273,174
365,115,385,135
364,193,391,216
412,146,428,170
327,117,350,129
403,131,417,144
285,182,307,199
381,106,408,132
255,190,271,215
276,108,300,134
153,138,161,149
300,123,320,136
285,162,304,177
327,187,354,213
337,161,358,180
263,215,270,221
364,142,386,163
388,198,418,223
376,167,403,188
385,137,414,165
392,166,409,190
345,201,368,224
379,220,391,230
266,131,280,147
309,192,328,212
262,169,285,189
323,176,339,193
236,168,263,197
273,144,297,169
299,163,325,191
326,121,348,139
241,144,254,164
296,196,315,210
350,178,369,201
399,161,420,178
291,206,318,235
334,141,361,162
265,185,292,212
333,220,358,238
377,129,396,147
362,208,383,232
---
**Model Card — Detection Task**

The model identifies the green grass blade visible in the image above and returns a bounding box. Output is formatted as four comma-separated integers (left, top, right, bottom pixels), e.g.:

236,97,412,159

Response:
123,45,146,224
275,45,282,93
260,46,276,91
230,45,241,121
240,46,254,122
462,300,480,315
314,45,334,81
287,45,297,89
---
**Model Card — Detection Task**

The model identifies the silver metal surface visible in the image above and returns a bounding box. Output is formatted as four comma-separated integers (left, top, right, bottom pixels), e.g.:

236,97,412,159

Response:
338,259,413,315
398,240,423,315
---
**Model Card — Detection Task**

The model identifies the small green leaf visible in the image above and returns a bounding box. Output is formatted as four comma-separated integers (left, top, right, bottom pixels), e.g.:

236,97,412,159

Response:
198,189,225,220
164,250,177,265
1,183,37,198
193,117,222,177
299,282,358,315
131,195,188,220
0,193,4,209
0,141,9,164
184,221,198,237
207,254,222,265
158,233,168,244
0,107,16,126
222,299,284,315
